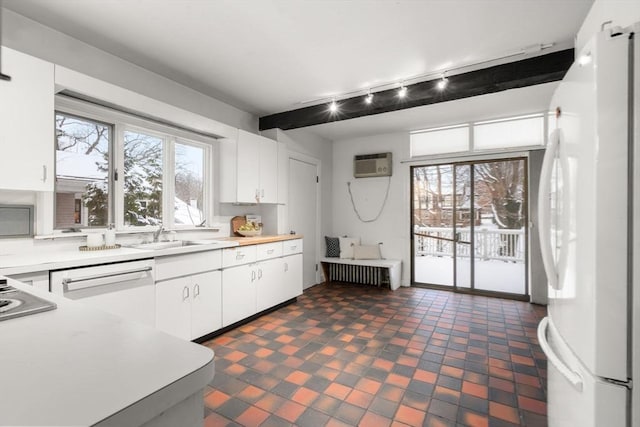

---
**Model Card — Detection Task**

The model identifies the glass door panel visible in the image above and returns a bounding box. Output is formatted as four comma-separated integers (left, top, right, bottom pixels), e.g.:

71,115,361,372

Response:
473,159,526,294
454,164,472,289
412,164,455,286
412,158,528,298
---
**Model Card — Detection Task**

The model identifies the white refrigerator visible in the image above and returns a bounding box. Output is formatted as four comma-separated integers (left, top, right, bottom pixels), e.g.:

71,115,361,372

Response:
537,23,640,427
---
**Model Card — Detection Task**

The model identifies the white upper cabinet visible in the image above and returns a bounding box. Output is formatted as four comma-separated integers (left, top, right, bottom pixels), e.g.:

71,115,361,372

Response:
219,129,279,204
0,48,54,192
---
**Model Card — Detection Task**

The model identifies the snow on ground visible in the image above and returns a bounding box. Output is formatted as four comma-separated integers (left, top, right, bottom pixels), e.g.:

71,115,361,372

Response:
414,255,525,295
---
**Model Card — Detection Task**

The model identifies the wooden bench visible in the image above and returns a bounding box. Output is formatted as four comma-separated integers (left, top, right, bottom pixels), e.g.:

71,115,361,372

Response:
320,257,402,290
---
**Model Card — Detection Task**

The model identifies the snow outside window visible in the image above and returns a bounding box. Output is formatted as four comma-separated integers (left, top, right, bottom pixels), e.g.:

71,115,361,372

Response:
174,142,205,227
123,130,164,227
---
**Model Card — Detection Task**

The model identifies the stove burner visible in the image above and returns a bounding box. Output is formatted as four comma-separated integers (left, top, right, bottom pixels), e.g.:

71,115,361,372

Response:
0,298,23,313
0,284,14,293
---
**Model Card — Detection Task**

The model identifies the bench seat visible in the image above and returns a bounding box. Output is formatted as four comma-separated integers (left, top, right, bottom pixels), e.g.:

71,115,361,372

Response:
320,257,402,290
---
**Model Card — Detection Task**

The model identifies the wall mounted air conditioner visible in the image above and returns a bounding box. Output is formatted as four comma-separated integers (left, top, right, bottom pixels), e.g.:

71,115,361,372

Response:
353,152,392,178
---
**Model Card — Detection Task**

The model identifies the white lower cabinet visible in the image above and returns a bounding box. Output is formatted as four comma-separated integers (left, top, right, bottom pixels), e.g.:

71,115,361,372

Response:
283,254,303,301
156,270,222,341
222,241,303,326
221,264,257,327
256,258,285,312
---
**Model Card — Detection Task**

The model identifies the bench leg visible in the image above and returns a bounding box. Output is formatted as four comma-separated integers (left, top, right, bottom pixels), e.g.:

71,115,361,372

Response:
321,262,330,284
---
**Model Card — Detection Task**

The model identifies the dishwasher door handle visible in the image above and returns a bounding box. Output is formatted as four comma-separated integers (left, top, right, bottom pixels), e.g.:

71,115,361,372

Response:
63,267,153,292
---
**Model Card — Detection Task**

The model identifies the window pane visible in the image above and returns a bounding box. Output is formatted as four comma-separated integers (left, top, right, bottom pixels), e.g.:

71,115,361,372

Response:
175,142,205,226
123,131,163,226
55,114,110,228
474,115,544,150
410,126,469,157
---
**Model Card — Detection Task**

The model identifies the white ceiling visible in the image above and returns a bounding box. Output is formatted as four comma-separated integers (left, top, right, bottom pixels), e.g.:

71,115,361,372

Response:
4,0,592,120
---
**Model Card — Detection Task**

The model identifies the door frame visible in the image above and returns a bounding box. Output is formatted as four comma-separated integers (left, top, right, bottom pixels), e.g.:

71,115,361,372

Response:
288,151,322,286
410,155,530,301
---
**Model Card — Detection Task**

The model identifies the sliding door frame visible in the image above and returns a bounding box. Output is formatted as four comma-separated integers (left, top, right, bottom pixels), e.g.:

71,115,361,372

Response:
410,155,529,301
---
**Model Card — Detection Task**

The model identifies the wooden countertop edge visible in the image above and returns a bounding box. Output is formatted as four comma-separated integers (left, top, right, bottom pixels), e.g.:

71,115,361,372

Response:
217,234,303,246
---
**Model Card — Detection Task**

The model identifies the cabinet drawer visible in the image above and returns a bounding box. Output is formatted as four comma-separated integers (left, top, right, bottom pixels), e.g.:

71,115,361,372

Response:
282,239,303,255
155,250,222,281
257,242,283,261
222,245,257,267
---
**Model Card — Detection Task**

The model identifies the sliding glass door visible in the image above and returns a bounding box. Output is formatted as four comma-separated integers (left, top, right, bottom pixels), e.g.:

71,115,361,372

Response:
411,157,528,298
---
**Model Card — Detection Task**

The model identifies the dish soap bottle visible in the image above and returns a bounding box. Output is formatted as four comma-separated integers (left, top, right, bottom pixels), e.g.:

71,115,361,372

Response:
105,224,116,247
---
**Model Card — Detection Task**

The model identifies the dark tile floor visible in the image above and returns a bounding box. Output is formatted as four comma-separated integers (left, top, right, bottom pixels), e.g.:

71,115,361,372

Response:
202,283,548,427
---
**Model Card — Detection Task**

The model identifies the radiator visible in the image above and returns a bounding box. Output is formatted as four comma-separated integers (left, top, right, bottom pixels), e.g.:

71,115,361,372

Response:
324,263,390,287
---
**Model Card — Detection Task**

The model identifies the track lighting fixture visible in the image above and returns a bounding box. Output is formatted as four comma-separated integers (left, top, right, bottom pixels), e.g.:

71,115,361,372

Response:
436,74,448,90
298,42,556,109
364,90,374,104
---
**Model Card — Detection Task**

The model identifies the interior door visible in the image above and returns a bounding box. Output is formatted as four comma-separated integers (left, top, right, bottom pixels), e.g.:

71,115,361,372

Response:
288,158,318,289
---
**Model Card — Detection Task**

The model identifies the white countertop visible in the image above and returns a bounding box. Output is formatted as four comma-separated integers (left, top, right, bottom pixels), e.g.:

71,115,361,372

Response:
0,239,240,276
0,278,214,426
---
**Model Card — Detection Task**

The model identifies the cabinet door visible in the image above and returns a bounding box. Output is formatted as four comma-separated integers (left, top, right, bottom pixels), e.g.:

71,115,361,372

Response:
155,277,191,340
0,48,54,192
256,258,285,312
259,137,278,203
222,264,257,327
236,130,261,203
190,270,222,339
283,254,303,300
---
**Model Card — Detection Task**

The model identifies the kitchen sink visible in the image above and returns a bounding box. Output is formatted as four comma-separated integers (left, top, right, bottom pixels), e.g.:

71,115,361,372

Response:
130,241,201,250
130,240,225,250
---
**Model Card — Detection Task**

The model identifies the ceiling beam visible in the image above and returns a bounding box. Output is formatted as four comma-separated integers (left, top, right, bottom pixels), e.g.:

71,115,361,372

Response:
259,49,574,131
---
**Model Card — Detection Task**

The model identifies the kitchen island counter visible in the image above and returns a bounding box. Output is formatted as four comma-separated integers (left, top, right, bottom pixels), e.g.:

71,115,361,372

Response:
0,278,214,427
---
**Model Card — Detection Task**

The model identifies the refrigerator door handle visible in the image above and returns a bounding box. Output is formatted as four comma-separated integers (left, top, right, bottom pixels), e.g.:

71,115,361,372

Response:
537,316,583,391
538,130,560,290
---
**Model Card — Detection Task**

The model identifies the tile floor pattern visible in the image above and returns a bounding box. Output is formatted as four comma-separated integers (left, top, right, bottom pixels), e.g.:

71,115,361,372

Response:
202,283,548,427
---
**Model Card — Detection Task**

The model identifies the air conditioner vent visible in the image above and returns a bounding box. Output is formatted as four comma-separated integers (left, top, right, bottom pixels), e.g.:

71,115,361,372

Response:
353,152,392,178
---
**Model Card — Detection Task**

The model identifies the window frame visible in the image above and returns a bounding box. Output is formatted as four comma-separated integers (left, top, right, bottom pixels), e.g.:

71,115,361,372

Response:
53,96,215,234
409,112,548,160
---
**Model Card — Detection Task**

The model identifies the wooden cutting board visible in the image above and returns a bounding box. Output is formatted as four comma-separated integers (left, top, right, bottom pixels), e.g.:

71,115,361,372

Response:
231,215,246,236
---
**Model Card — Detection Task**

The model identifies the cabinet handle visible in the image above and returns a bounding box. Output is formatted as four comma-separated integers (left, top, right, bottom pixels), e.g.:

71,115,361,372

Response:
42,165,47,182
258,269,262,279
267,249,274,254
290,245,297,250
261,189,265,198
284,263,288,272
255,189,260,202
251,270,256,282
193,283,200,298
236,253,245,260
182,286,190,301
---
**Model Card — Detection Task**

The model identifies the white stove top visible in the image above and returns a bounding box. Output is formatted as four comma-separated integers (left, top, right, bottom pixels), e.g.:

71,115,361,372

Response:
0,279,56,321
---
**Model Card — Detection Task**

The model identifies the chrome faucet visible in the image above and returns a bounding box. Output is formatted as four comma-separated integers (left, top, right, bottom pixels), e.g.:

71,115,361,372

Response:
153,225,165,242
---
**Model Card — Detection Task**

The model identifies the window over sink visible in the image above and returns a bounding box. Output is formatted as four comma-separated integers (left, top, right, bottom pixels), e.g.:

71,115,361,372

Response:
54,96,214,231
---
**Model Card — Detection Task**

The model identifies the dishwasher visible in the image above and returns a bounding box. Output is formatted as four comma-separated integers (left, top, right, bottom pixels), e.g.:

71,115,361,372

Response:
50,259,155,327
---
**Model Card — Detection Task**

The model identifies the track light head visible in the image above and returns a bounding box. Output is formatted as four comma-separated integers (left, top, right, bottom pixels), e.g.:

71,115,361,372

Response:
398,85,407,98
365,91,374,104
329,100,338,113
437,75,449,90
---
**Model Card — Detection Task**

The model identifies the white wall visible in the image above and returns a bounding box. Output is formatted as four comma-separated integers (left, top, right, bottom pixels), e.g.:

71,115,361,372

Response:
332,132,411,285
576,0,640,53
2,9,257,132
